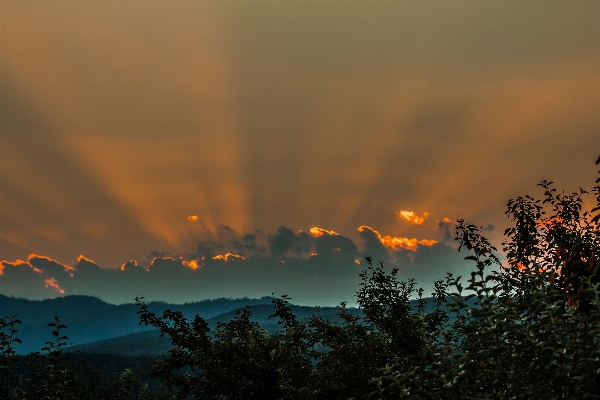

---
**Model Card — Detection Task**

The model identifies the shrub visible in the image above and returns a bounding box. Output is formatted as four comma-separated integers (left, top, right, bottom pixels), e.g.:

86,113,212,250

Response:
373,156,600,399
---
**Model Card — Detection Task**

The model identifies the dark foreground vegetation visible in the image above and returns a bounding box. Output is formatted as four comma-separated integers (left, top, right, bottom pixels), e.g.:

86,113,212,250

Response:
2,157,600,399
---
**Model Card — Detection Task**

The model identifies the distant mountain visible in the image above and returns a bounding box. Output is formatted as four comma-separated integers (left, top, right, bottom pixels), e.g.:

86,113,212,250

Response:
0,294,274,354
70,329,171,356
1,294,443,355
70,303,364,356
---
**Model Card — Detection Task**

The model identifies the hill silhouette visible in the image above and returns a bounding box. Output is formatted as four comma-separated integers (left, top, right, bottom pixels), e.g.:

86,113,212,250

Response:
0,294,274,354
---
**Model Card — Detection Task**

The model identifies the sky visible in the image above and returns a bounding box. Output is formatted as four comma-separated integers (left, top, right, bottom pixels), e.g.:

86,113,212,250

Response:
2,1,600,305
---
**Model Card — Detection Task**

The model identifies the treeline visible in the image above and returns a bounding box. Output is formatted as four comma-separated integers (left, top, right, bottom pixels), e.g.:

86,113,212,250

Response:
2,157,600,399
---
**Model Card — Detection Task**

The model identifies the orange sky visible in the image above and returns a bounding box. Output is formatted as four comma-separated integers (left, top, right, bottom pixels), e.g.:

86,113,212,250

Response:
2,1,600,299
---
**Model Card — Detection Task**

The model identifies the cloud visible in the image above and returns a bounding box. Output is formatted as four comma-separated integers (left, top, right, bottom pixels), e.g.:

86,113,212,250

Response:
308,227,340,237
0,254,74,300
357,225,438,252
1,224,470,306
191,227,269,260
211,253,245,262
437,217,455,243
43,277,65,294
397,210,429,225
120,260,139,271
77,255,95,264
269,226,301,258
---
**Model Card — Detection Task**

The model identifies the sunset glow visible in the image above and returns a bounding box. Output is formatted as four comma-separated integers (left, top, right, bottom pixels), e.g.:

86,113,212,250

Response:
120,260,138,271
358,225,438,252
0,259,23,275
77,255,95,264
212,253,246,262
180,258,201,270
30,254,75,271
309,227,340,237
398,211,429,225
150,257,175,266
44,277,65,294
0,258,43,275
1,1,599,306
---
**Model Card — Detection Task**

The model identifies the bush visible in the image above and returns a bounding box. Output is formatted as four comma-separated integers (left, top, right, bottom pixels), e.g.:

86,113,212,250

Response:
137,157,600,399
374,156,600,399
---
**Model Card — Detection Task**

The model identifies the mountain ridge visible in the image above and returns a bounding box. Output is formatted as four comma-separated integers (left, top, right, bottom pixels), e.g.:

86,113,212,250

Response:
0,294,275,354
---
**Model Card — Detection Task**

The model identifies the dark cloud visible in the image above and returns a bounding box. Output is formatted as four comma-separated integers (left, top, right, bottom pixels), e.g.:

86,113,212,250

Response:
437,218,455,244
190,227,269,260
1,226,472,306
314,233,358,264
357,226,390,263
269,226,299,258
148,250,173,259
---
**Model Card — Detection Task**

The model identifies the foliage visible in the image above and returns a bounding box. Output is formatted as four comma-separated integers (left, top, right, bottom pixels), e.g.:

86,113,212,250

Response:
1,157,599,399
373,156,600,399
0,316,159,399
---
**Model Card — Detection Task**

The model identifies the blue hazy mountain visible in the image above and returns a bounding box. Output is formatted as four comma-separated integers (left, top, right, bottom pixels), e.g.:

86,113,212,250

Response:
1,294,441,355
0,294,274,354
69,303,366,356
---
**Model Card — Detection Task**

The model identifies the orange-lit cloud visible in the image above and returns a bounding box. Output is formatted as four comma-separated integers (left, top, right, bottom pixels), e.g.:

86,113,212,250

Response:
77,255,95,264
180,257,202,270
309,227,340,237
398,210,429,225
358,225,438,252
0,260,18,275
212,253,246,262
30,253,75,271
0,223,472,305
150,257,175,267
44,277,65,294
0,257,41,275
187,215,199,221
120,260,138,271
